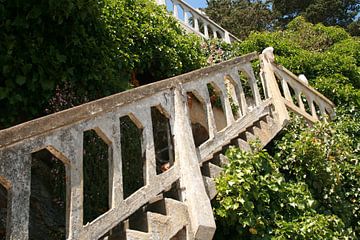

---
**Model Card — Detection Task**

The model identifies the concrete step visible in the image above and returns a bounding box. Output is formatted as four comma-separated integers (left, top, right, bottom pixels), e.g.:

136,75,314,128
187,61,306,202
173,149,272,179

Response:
252,123,271,146
202,162,223,178
232,137,251,152
203,176,217,200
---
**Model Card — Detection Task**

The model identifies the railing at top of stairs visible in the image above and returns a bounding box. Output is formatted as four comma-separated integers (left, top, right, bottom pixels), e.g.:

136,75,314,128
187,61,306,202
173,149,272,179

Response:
155,0,240,43
0,48,335,240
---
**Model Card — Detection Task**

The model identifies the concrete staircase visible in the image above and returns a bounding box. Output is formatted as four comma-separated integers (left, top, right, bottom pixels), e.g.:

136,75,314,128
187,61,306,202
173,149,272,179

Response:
0,47,335,240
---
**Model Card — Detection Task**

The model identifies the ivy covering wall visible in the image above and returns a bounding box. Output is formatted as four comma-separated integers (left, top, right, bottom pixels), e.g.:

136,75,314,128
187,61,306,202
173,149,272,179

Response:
0,0,205,129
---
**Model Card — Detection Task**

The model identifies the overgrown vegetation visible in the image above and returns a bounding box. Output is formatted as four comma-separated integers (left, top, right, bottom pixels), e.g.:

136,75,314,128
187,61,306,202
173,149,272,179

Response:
0,0,205,129
213,17,360,239
1,0,359,238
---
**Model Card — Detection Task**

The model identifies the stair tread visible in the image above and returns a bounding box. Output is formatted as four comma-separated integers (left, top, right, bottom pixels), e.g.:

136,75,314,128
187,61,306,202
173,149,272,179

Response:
203,176,217,200
126,229,150,240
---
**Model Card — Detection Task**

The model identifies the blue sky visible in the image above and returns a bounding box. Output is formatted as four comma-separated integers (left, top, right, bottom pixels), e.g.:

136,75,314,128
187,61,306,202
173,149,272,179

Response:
185,0,207,8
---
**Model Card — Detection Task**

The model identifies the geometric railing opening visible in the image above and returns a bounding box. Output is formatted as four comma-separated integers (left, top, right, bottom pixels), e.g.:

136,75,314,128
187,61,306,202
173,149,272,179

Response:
83,129,110,225
187,92,210,147
30,149,66,240
239,70,255,107
301,94,312,115
162,180,182,202
224,76,241,120
314,102,322,118
186,13,195,28
207,83,226,131
0,182,7,240
251,64,266,101
120,115,145,199
289,86,299,106
151,106,175,175
165,0,173,12
128,207,149,232
176,4,185,22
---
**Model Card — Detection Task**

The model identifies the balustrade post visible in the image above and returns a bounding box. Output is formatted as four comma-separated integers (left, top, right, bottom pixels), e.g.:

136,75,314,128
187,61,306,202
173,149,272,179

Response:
184,11,189,25
212,28,217,38
173,86,216,240
204,24,209,38
2,152,31,240
260,47,290,126
224,31,231,43
173,1,179,18
194,18,199,31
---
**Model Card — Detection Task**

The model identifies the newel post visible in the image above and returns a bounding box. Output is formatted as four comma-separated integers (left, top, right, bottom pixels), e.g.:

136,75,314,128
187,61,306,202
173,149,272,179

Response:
260,47,290,126
173,86,216,240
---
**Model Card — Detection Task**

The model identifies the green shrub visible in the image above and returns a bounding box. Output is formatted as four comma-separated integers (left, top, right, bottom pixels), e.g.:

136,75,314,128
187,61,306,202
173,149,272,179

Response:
213,17,360,238
0,0,205,129
214,141,357,239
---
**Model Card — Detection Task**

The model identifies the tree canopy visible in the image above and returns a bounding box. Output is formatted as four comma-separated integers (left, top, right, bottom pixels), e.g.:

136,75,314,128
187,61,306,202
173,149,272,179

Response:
205,0,274,39
205,0,360,38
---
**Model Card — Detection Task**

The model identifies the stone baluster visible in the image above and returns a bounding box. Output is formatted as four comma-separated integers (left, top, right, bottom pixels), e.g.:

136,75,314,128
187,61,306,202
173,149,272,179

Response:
212,28,217,38
204,24,209,38
296,90,305,110
184,10,189,25
0,151,31,240
224,31,231,43
156,0,166,5
173,1,179,18
231,68,248,115
308,97,318,120
281,78,292,103
194,17,199,31
216,79,235,125
200,85,218,139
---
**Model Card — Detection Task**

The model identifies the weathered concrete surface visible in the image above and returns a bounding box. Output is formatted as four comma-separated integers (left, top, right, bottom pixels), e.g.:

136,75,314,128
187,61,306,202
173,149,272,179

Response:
0,48,335,240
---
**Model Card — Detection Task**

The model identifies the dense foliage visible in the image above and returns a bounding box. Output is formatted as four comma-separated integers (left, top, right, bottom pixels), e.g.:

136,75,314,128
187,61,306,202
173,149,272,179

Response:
272,0,360,28
215,137,358,239
0,0,205,129
205,0,274,39
205,0,360,38
213,17,360,238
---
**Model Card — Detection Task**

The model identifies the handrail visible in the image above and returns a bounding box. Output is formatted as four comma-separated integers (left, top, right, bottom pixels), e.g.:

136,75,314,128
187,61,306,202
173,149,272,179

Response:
0,48,336,240
260,47,335,124
0,52,257,149
156,0,240,43
0,51,265,240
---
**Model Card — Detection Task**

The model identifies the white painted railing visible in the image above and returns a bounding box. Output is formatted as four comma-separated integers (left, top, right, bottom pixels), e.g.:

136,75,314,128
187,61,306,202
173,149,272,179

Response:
156,0,239,43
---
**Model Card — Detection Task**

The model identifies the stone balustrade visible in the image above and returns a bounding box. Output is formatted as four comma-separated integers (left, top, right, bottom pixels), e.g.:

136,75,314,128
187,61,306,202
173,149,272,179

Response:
259,47,335,124
156,0,239,43
0,48,335,240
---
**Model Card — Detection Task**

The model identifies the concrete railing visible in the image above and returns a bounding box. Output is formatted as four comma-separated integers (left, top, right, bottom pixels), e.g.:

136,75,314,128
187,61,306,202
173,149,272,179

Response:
0,48,335,240
259,47,335,124
156,0,239,43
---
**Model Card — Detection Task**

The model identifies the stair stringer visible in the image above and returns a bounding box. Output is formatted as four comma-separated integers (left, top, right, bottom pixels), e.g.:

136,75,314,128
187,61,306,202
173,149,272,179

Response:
125,198,193,240
199,105,284,200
